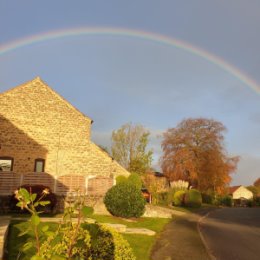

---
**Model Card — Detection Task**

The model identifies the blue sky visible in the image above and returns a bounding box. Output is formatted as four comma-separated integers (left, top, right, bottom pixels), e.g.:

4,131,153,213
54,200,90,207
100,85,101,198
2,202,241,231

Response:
0,0,259,185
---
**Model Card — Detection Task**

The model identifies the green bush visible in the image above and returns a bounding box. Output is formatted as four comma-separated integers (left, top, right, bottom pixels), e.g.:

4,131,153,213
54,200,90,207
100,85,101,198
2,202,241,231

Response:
83,223,136,260
128,173,143,190
184,189,202,208
155,192,170,206
104,182,146,218
116,175,128,184
219,195,233,207
173,190,186,206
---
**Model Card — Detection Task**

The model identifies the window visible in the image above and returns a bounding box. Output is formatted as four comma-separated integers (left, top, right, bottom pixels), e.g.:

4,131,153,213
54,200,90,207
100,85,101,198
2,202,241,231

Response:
0,157,14,172
34,159,45,173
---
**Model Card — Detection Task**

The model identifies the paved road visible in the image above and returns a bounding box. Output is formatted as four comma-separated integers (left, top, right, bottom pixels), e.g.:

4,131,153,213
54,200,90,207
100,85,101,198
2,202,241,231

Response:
200,208,260,260
151,211,211,260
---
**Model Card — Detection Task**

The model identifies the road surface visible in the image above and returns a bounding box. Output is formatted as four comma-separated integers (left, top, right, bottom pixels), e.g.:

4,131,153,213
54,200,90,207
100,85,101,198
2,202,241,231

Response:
200,207,260,260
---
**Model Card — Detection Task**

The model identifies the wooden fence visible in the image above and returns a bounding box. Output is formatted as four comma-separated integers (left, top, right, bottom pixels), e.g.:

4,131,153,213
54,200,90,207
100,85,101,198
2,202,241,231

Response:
0,172,113,196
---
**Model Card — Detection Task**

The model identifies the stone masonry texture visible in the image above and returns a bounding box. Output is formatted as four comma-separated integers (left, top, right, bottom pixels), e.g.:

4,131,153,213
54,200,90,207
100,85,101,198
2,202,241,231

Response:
0,77,129,183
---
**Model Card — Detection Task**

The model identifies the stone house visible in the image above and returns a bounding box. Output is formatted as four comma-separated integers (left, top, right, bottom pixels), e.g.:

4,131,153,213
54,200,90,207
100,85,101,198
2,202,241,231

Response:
229,186,253,200
0,77,129,198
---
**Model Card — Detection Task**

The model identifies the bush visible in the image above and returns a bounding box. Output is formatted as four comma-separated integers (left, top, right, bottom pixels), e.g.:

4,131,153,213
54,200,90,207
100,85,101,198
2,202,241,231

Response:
219,195,233,207
128,173,143,190
83,223,136,260
173,190,186,206
254,196,260,206
156,192,170,206
116,175,128,184
246,200,254,207
10,185,57,213
184,189,202,208
201,193,214,204
104,182,146,218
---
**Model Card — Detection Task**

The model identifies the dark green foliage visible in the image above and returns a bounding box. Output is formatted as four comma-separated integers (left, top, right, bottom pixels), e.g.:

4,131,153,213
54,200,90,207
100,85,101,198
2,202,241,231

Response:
246,200,254,207
84,223,114,260
219,195,233,207
254,196,260,206
173,190,186,206
10,185,57,213
201,193,214,204
184,189,202,208
82,223,135,260
104,182,146,218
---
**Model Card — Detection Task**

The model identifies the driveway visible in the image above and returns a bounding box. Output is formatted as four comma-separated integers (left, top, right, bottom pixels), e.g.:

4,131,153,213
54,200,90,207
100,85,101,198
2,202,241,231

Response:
199,208,260,260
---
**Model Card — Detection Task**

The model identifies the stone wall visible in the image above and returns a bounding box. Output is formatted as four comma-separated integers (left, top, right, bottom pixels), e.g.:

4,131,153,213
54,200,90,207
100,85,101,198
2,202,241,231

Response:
0,77,129,181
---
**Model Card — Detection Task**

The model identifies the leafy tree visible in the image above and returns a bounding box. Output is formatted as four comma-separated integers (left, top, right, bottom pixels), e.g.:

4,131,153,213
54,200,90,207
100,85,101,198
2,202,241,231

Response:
247,185,259,197
254,178,260,187
111,123,153,174
161,118,239,194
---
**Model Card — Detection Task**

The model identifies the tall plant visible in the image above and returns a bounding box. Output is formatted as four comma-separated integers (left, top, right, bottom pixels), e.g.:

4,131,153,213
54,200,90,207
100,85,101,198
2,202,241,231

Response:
15,188,91,260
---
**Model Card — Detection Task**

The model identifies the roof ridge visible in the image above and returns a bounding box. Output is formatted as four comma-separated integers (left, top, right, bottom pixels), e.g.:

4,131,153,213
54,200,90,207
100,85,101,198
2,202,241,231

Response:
0,77,39,96
0,77,93,123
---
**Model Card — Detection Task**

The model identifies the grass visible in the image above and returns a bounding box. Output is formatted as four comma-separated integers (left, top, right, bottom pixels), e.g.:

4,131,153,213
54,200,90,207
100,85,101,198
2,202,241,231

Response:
6,214,170,260
90,214,170,232
122,234,155,260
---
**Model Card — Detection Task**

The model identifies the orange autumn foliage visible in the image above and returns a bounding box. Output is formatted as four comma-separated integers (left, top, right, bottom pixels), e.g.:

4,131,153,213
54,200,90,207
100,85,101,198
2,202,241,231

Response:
161,118,239,194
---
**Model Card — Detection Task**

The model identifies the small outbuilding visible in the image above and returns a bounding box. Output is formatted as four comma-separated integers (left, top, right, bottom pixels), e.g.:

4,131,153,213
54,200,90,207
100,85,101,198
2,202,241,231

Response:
229,185,253,206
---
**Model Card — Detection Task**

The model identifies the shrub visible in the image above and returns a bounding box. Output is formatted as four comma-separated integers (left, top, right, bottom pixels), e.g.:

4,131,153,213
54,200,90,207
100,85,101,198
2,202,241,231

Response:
116,175,128,184
14,187,93,259
104,182,146,218
128,173,143,190
170,180,189,190
184,189,202,208
254,196,260,206
173,190,186,206
246,200,254,207
219,195,233,207
83,223,136,260
201,193,214,204
10,185,57,213
156,192,170,206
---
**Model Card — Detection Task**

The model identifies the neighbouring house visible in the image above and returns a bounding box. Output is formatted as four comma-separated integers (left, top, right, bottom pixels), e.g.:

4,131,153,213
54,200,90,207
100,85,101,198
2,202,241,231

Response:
229,185,253,206
0,77,130,205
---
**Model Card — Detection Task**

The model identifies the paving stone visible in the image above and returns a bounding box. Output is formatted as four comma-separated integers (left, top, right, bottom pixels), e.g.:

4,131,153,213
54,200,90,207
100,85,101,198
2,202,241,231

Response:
104,223,127,232
124,228,156,236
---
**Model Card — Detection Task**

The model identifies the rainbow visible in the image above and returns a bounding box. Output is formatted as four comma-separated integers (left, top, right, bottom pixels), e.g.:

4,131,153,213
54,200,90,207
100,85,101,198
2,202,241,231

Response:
0,27,259,94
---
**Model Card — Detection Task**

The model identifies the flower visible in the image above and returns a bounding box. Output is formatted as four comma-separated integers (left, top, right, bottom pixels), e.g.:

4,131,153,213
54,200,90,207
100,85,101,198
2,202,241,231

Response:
42,188,50,195
14,190,22,200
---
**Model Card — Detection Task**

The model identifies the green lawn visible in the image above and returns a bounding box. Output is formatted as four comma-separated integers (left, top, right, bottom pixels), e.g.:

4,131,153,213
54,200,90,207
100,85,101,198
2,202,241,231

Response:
6,215,170,260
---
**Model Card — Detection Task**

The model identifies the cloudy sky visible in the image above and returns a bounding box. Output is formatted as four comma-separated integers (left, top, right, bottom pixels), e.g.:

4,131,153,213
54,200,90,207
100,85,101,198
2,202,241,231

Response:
0,0,259,185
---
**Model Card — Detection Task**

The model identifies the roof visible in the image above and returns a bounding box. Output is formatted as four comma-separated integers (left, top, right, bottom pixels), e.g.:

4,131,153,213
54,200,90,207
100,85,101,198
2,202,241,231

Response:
154,172,165,177
229,185,242,194
0,77,93,123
